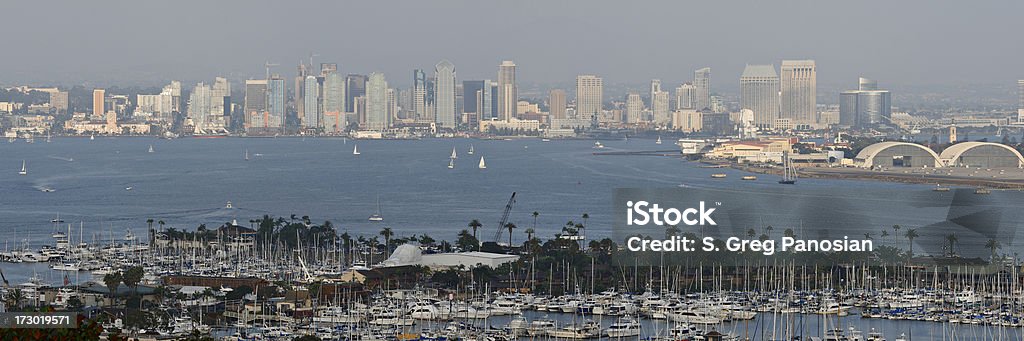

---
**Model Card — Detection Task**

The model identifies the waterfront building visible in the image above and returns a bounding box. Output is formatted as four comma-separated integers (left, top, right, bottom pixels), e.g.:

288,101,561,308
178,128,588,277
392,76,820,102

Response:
576,75,603,122
244,79,268,132
497,60,517,122
346,74,368,113
92,89,105,118
295,63,309,122
939,141,1024,168
854,141,941,168
652,91,670,125
1018,79,1024,123
323,72,346,133
187,83,211,133
675,83,696,110
780,60,816,129
303,76,319,129
694,67,711,110
548,89,566,120
839,77,891,127
672,109,702,133
365,73,389,130
740,64,780,129
434,60,457,129
625,92,644,124
268,75,286,131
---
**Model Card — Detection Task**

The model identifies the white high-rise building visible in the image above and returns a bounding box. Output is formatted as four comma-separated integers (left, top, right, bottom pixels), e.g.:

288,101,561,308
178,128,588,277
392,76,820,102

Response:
366,72,390,130
576,75,603,121
675,83,696,110
740,64,780,129
187,83,211,133
323,72,346,132
694,68,711,110
652,91,670,125
1018,80,1024,123
650,79,662,99
780,60,817,128
434,60,457,128
303,76,319,129
497,60,517,122
413,69,426,121
626,92,644,124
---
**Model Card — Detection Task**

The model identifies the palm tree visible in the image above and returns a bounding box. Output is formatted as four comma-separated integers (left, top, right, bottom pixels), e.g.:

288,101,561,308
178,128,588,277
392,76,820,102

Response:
892,225,901,249
746,228,756,238
863,233,872,240
468,219,482,244
525,228,535,242
7,288,24,310
103,272,123,303
945,234,958,257
158,220,165,232
504,223,517,249
985,239,1002,261
904,228,919,256
765,225,774,238
532,211,539,230
784,228,796,239
880,230,889,246
380,227,394,255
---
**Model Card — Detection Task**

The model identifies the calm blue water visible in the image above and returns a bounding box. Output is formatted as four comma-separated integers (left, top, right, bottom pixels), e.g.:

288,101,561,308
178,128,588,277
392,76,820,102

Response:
1,137,935,246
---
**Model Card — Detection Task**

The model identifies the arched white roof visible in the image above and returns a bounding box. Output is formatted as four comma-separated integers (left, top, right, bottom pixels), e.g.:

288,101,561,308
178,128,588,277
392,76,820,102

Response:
854,141,941,168
939,141,1024,166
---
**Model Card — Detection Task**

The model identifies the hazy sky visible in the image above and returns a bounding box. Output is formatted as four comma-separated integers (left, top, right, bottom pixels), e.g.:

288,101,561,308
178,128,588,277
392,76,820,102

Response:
3,0,1021,89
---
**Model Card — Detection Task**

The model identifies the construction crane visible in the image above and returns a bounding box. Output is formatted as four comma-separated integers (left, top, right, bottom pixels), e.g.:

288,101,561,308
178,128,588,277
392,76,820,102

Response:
492,192,516,243
264,61,279,80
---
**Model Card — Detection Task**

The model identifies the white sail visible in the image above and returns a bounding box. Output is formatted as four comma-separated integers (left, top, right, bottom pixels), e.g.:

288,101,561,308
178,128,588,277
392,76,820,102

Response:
656,136,662,144
19,160,27,175
478,156,486,169
450,147,458,159
448,158,455,169
148,145,154,153
353,145,360,155
468,144,475,155
244,149,249,160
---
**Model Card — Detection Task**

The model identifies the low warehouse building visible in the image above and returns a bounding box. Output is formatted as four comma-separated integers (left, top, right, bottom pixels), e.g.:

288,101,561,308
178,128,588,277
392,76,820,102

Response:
939,141,1024,168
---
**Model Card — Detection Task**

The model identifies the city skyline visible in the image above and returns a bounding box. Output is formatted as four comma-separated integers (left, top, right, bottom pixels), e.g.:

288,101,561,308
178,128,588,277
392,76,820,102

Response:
1,1,1021,88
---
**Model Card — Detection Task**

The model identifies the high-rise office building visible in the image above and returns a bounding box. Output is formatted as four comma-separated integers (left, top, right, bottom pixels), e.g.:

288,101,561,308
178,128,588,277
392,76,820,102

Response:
497,60,517,122
549,89,566,120
187,83,211,133
49,91,68,113
303,76,319,129
434,60,457,128
740,64,780,129
652,91,670,125
780,60,817,127
576,75,603,121
413,69,426,120
650,79,662,100
365,73,389,130
1018,80,1024,123
323,72,346,133
839,77,891,127
210,77,230,130
462,81,484,116
268,75,286,130
92,89,105,118
244,79,268,131
693,68,711,110
295,63,308,121
483,80,495,120
675,83,696,110
346,74,367,113
626,92,644,124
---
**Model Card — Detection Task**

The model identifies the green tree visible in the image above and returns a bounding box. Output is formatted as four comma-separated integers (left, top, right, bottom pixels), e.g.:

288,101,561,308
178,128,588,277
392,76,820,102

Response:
468,219,482,248
904,228,919,256
103,272,123,300
504,222,517,249
892,225,901,249
456,229,479,252
985,238,1001,261
945,233,958,257
380,227,394,254
122,266,145,296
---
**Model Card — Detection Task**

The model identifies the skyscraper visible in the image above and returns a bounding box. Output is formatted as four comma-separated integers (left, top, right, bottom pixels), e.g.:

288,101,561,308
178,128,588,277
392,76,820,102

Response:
740,64,780,129
693,68,711,110
365,73,389,130
323,72,346,133
295,63,308,121
1018,80,1024,123
548,89,566,120
626,92,644,124
268,75,286,130
346,74,367,113
650,79,662,100
92,89,105,118
244,79,268,132
839,77,891,127
434,60,457,128
303,76,319,129
462,81,484,116
413,69,426,120
780,60,817,127
576,75,603,121
210,77,230,131
497,60,517,122
187,83,211,133
652,91,670,125
675,83,696,110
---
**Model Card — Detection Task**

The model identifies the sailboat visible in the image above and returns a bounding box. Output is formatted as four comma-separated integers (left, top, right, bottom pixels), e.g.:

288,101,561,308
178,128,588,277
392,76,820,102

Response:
89,134,95,141
468,144,475,155
46,132,51,143
148,145,154,153
353,144,360,155
18,160,27,175
656,136,663,145
450,147,458,159
478,156,486,169
368,195,383,221
448,158,455,169
244,149,249,161
779,151,797,184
